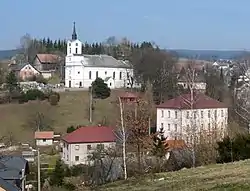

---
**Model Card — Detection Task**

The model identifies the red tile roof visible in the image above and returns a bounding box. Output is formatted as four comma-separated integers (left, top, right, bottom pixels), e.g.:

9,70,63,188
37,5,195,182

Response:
34,131,54,139
119,92,138,99
165,140,187,149
36,54,59,64
62,126,116,144
157,93,227,109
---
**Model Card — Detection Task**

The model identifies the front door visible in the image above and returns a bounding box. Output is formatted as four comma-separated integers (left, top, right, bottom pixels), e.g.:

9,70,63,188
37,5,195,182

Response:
69,80,71,88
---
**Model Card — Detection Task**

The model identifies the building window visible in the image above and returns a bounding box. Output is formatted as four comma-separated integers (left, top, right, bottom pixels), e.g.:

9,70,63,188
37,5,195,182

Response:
97,144,104,150
221,110,224,117
186,111,189,119
120,72,122,80
127,72,129,78
96,71,98,78
201,124,204,132
194,111,197,119
43,139,46,142
76,43,78,46
79,82,82,87
208,123,211,132
168,111,170,118
208,110,211,118
69,43,71,46
113,72,115,79
161,123,164,129
201,111,204,118
87,145,91,150
161,110,164,118
168,124,170,131
214,110,217,119
78,71,80,74
174,124,177,132
69,48,71,54
75,156,79,161
75,48,78,54
105,71,107,75
175,111,177,119
75,145,80,150
89,71,91,79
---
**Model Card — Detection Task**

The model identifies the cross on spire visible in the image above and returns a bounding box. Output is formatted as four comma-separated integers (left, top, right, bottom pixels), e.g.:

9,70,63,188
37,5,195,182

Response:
72,22,77,40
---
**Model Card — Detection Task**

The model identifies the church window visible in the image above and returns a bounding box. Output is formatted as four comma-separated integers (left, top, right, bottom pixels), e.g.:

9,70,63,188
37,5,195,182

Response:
69,48,71,54
75,48,78,54
96,71,98,78
105,71,107,75
119,72,122,80
78,71,80,74
113,72,115,79
89,71,92,79
69,43,71,46
127,72,129,78
76,43,78,46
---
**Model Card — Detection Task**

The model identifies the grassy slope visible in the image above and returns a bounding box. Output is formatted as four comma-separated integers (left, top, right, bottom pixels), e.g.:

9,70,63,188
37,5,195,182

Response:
0,90,118,143
101,160,250,191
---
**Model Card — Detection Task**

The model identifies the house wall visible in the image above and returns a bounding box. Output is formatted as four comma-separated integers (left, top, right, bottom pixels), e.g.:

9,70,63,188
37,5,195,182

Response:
0,187,6,191
61,141,116,166
19,64,39,80
157,107,228,141
36,139,53,146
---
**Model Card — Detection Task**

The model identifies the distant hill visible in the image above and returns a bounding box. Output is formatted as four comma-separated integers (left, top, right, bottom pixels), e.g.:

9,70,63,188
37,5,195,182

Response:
0,48,247,61
171,49,247,60
0,49,21,60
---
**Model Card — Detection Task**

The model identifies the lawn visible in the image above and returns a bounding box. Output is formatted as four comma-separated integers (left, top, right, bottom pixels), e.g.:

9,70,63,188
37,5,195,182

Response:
101,160,250,191
0,90,119,144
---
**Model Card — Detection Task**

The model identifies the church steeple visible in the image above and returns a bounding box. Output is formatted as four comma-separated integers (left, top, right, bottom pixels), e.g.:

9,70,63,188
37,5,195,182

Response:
72,22,77,40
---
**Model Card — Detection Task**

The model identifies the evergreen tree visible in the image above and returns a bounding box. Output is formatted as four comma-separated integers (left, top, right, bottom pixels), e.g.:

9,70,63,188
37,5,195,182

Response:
5,71,20,95
91,77,111,99
50,159,65,186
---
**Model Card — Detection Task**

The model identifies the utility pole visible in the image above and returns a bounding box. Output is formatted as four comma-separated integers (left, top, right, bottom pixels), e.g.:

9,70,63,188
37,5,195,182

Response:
89,86,93,123
37,148,41,191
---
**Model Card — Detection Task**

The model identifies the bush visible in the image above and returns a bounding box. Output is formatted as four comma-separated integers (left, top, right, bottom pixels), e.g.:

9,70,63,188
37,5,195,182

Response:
49,93,60,106
66,126,76,133
35,74,48,84
25,89,45,101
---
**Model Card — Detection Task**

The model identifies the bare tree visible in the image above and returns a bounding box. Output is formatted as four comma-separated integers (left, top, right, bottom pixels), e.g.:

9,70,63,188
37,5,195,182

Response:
115,97,128,180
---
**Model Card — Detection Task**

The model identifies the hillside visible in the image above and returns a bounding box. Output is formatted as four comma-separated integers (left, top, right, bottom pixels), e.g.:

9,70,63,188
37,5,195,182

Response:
0,90,118,144
101,160,250,191
0,49,20,59
171,49,246,60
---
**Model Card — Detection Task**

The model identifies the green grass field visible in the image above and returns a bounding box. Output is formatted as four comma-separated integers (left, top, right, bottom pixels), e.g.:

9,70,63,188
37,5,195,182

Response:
0,90,119,144
101,160,250,191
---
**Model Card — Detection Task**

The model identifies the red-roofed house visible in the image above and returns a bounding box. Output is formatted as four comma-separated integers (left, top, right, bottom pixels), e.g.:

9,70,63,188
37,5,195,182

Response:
61,126,116,166
156,93,228,142
34,131,54,146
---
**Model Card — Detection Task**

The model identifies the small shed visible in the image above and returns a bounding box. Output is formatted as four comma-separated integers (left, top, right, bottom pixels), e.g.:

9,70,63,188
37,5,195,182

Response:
34,131,54,146
119,92,139,103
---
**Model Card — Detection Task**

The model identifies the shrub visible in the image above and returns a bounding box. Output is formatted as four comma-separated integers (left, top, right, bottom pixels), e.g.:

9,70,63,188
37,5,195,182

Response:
25,89,45,101
35,74,48,84
49,93,60,106
66,126,76,133
91,77,111,99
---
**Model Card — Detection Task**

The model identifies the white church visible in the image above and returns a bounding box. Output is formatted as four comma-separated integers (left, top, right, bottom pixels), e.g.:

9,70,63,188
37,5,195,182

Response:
65,23,135,89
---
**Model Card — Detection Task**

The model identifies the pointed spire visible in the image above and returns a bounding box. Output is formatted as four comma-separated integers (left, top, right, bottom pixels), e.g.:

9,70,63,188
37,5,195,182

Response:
72,22,77,40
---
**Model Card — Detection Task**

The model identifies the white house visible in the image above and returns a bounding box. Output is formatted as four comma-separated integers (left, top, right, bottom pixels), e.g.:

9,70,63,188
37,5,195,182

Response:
34,131,54,146
61,126,116,166
65,22,135,89
156,93,228,143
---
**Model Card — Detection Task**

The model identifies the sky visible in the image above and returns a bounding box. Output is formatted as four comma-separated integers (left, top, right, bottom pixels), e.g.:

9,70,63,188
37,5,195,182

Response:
1,0,250,50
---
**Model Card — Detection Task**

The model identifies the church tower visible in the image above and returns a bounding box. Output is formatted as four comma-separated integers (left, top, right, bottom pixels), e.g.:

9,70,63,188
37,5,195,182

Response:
67,22,82,55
